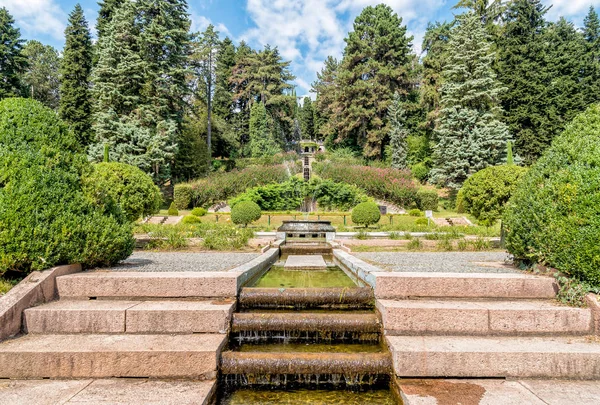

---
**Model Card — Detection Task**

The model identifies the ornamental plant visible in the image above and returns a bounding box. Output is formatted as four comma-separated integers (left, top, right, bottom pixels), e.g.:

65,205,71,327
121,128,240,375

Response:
351,202,381,228
167,202,179,216
503,105,600,286
191,207,207,217
231,201,262,227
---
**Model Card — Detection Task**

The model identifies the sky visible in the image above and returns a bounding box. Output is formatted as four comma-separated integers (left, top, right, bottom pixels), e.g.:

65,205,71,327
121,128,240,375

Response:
1,0,600,97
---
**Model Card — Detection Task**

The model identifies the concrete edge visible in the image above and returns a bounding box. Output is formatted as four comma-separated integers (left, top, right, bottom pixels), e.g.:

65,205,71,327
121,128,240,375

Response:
586,293,600,335
230,246,281,291
332,249,384,288
0,264,81,341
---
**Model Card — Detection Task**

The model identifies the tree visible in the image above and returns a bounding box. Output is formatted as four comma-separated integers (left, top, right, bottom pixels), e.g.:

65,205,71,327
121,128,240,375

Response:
171,116,210,182
311,56,339,140
582,7,600,106
330,4,415,158
388,93,409,169
0,8,26,99
249,101,280,157
59,4,93,146
299,97,315,139
430,12,510,190
21,41,60,110
96,0,120,40
213,37,236,120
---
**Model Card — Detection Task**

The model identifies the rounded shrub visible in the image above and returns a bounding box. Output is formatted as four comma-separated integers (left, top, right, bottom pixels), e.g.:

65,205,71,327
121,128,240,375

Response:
415,217,429,226
416,190,439,211
504,105,600,286
174,184,193,210
191,207,207,217
167,202,179,216
351,202,381,228
182,215,201,224
0,98,133,275
231,201,262,227
83,162,162,222
457,165,527,227
411,162,429,183
408,209,423,217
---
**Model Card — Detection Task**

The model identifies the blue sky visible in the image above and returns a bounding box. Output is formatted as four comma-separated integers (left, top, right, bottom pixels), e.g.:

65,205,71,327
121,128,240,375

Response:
1,0,599,96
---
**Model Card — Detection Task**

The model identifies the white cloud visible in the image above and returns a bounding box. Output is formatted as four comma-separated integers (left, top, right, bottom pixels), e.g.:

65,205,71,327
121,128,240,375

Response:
544,0,599,19
190,11,232,39
0,0,66,40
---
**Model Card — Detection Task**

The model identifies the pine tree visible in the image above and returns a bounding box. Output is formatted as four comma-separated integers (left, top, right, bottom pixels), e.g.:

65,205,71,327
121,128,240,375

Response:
331,4,415,158
59,4,93,146
0,8,26,99
172,116,210,182
96,0,120,40
388,93,409,170
431,12,510,190
213,37,236,120
21,40,60,110
311,56,339,140
583,7,600,106
299,97,315,139
249,101,280,157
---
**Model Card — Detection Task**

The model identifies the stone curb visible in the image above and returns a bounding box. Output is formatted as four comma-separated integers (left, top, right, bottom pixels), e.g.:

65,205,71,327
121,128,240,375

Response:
229,246,280,291
586,293,600,335
0,264,81,341
332,249,383,288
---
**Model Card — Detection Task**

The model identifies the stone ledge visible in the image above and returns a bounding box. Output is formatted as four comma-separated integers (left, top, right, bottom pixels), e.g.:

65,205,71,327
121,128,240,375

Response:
231,247,279,290
333,249,381,287
0,264,81,341
586,293,600,335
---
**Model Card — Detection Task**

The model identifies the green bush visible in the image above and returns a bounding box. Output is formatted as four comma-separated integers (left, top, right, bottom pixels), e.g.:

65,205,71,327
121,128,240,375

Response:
173,185,193,210
408,209,423,217
351,202,381,228
416,190,439,211
202,226,254,250
457,165,528,226
182,215,201,224
167,202,179,216
415,217,429,226
504,105,600,286
83,162,162,222
231,201,262,227
191,207,207,217
0,98,133,275
411,162,429,183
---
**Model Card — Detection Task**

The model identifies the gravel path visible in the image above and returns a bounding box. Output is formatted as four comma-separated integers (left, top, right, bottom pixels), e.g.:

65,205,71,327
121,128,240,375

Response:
356,251,520,273
99,252,261,272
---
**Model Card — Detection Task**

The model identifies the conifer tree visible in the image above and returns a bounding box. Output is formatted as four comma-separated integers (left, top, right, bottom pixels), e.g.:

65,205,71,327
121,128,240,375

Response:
583,7,600,106
331,4,415,158
96,0,120,40
249,101,280,157
311,56,339,140
431,12,510,190
59,4,93,146
0,8,26,99
388,93,408,170
299,97,315,139
22,40,60,110
213,37,236,120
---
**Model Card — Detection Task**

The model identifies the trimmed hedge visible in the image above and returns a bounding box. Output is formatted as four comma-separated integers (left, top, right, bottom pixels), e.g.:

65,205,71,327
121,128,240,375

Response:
231,201,262,227
191,207,207,217
416,190,439,211
351,202,381,227
457,165,528,226
0,98,133,275
504,105,600,286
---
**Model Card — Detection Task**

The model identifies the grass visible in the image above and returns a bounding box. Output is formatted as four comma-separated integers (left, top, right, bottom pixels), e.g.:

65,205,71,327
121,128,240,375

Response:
0,277,19,295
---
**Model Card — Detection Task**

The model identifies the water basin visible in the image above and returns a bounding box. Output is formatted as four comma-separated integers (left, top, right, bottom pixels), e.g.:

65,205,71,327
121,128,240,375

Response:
252,266,357,288
219,387,399,404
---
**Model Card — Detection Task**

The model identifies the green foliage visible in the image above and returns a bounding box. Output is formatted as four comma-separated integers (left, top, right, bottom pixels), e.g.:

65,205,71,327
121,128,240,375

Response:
172,117,211,183
182,215,201,224
83,162,162,222
59,4,93,146
0,98,133,275
408,209,423,217
457,165,528,226
168,202,179,216
555,275,589,307
249,101,281,157
299,97,315,139
504,105,600,286
415,217,429,226
388,93,409,169
506,141,514,165
411,162,430,183
407,238,423,250
416,190,439,211
96,0,120,40
191,207,207,217
431,12,510,190
0,8,26,99
231,201,261,227
21,40,60,110
201,225,254,250
173,185,193,210
351,202,381,227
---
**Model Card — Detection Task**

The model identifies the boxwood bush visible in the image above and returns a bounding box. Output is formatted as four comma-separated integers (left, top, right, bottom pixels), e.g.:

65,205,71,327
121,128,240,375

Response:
416,190,439,211
191,207,207,217
83,162,162,222
457,165,528,226
231,201,262,227
351,202,381,228
503,105,600,286
0,98,133,275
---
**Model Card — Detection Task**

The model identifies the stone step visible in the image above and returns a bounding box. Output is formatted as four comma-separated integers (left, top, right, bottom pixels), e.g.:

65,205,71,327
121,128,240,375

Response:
23,299,235,334
374,272,557,299
238,287,374,309
0,334,226,379
387,335,600,379
57,271,241,299
377,299,592,336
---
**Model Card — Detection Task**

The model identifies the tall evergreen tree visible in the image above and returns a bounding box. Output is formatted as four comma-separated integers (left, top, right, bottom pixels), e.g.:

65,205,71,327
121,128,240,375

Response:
96,0,120,40
0,8,26,99
21,40,60,109
331,4,415,158
249,101,280,157
311,56,339,140
583,7,600,106
299,97,315,139
431,12,510,190
59,4,93,146
388,93,409,169
213,37,236,120
172,116,210,182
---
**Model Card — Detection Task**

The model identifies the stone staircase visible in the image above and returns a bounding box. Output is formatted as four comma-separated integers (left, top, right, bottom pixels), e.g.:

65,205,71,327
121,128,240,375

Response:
0,271,234,381
373,271,600,379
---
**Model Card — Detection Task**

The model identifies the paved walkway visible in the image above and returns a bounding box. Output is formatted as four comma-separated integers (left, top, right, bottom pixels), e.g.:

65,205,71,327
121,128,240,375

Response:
357,251,519,273
97,252,260,272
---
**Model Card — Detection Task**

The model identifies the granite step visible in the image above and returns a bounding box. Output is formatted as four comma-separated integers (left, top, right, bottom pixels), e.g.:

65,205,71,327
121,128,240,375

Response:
238,287,374,309
387,335,600,379
0,334,226,379
23,299,235,334
374,272,557,299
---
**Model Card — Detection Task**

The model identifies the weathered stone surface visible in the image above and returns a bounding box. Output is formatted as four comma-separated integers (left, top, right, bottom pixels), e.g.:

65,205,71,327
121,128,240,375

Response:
378,299,592,335
24,300,139,334
57,271,241,298
0,379,92,405
374,272,557,299
0,334,225,379
0,264,81,341
284,255,327,270
387,335,600,379
586,293,600,335
126,300,235,334
520,379,600,405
